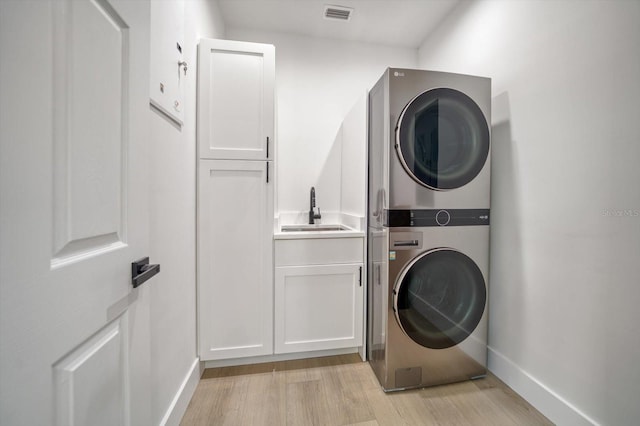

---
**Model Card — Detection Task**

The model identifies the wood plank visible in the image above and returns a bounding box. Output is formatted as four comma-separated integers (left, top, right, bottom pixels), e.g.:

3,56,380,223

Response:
286,379,329,425
320,364,376,425
181,355,552,425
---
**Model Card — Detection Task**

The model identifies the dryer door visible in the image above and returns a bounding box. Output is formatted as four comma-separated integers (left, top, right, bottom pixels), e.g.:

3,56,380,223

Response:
396,88,489,190
393,248,486,349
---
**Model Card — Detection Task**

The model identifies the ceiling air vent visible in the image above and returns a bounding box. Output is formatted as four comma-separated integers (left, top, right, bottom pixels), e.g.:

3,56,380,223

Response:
324,5,353,21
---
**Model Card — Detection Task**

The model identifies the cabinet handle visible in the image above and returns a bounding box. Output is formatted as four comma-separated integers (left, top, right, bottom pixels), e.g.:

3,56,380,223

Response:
266,162,269,183
359,266,362,287
266,136,269,159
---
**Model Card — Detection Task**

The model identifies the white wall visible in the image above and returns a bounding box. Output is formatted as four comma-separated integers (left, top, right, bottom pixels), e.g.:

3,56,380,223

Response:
226,28,417,218
340,93,368,217
149,1,224,424
418,1,640,424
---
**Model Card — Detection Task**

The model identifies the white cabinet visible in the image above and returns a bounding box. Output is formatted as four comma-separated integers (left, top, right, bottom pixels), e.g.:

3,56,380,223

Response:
197,39,275,361
198,160,273,360
197,39,275,160
275,264,363,354
274,238,364,354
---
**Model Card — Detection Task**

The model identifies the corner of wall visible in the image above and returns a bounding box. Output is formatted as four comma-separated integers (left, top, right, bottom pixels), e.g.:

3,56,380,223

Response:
488,347,597,426
158,358,202,426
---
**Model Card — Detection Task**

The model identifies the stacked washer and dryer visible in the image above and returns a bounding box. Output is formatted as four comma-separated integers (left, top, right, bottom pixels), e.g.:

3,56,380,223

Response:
367,68,491,391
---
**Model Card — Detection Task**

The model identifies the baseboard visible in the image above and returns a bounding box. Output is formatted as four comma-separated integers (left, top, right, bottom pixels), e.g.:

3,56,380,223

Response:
203,347,359,369
487,347,599,426
159,358,201,426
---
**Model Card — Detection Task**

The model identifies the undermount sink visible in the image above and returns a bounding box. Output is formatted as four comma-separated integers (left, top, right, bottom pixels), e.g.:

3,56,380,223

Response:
281,224,351,232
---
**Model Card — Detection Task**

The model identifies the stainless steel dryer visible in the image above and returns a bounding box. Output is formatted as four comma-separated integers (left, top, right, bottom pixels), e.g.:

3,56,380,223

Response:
368,68,491,217
368,219,489,391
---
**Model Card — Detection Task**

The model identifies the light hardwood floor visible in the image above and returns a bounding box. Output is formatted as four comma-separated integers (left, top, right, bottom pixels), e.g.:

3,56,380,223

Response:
181,354,552,425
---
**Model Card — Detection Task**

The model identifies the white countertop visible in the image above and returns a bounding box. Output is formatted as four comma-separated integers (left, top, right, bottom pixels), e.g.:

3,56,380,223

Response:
273,212,365,240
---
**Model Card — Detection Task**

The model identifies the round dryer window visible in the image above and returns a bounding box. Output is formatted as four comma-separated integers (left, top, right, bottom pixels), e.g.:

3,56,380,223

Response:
393,248,486,349
396,88,490,190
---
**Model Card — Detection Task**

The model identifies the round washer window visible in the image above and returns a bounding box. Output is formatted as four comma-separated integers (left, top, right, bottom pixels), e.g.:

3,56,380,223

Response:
393,248,486,349
396,88,490,190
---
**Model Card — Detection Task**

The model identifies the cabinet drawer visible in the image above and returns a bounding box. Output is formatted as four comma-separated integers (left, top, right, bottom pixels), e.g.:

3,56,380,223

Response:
275,237,363,266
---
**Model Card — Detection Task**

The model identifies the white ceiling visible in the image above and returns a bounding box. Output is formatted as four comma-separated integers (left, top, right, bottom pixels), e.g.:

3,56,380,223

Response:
216,0,461,48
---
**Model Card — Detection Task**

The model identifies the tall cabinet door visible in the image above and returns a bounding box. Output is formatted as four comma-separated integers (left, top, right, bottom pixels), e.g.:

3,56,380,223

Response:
198,159,274,360
198,39,275,160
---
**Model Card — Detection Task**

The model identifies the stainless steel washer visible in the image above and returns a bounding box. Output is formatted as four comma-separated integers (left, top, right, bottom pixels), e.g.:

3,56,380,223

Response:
368,221,489,391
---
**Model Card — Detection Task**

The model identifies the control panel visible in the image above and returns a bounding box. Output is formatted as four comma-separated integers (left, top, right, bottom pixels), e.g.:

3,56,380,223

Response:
385,209,490,227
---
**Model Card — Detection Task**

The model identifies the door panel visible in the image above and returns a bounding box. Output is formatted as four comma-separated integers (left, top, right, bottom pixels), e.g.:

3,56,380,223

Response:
0,1,150,424
53,314,129,426
52,0,129,266
210,50,263,151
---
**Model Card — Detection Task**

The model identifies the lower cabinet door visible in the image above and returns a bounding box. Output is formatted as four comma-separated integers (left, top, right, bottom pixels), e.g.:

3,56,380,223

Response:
198,159,273,360
274,263,363,354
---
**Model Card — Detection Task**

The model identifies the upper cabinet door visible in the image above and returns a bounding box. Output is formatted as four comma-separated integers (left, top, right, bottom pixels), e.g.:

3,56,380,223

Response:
198,39,275,160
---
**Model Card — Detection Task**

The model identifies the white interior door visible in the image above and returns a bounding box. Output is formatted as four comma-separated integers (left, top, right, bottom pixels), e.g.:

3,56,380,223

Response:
0,1,152,424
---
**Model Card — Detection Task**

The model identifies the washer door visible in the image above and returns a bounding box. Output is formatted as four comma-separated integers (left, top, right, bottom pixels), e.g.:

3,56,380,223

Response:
393,248,486,349
396,88,490,190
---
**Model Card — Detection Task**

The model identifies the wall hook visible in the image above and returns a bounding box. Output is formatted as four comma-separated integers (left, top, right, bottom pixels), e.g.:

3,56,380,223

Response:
178,60,188,76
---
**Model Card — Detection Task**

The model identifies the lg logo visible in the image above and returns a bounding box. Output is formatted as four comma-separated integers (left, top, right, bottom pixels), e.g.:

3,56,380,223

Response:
393,71,405,77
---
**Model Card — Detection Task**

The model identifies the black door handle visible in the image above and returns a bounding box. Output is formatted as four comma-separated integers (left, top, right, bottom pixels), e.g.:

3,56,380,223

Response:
131,257,160,288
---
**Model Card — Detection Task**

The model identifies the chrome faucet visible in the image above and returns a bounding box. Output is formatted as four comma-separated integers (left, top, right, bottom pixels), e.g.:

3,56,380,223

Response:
309,187,321,224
